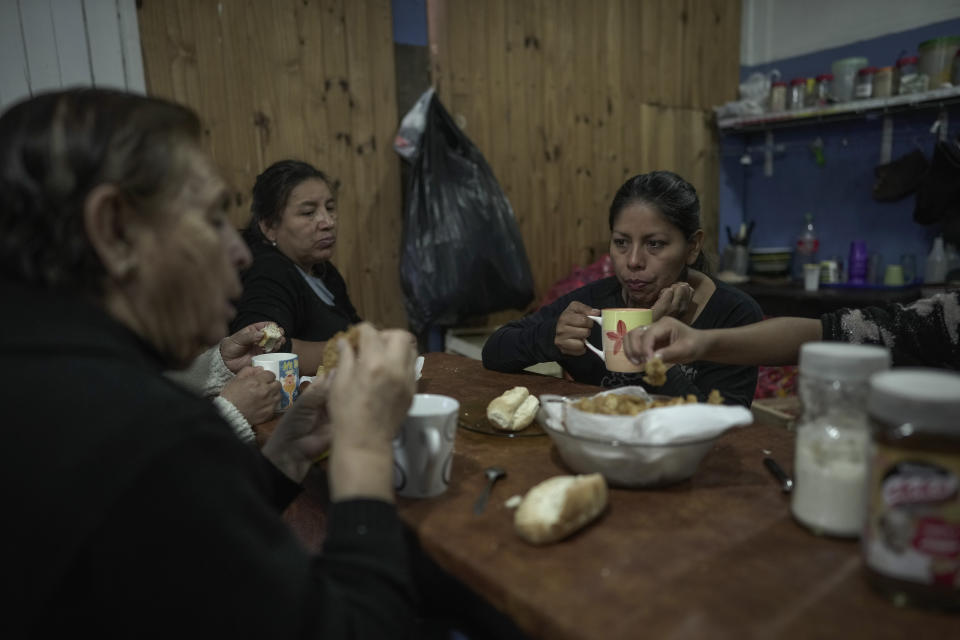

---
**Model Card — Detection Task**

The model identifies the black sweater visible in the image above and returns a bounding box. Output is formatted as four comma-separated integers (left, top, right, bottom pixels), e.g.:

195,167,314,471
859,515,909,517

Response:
0,279,416,638
482,276,763,407
231,241,361,348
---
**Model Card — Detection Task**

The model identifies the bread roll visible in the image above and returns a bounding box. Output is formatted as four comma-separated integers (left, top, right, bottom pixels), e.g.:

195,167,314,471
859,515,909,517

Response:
257,323,284,352
322,325,361,372
514,473,608,545
487,386,540,431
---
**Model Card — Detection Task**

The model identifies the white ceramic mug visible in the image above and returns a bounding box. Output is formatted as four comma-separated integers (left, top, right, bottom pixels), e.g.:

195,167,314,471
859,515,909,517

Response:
393,394,459,498
584,308,653,372
251,352,299,411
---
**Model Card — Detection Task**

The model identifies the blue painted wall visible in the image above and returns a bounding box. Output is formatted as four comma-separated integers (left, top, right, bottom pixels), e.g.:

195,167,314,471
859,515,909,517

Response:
719,19,960,280
392,0,428,46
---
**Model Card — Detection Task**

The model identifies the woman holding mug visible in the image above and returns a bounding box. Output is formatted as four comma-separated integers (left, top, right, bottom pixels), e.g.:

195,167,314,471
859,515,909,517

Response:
232,160,360,374
0,89,418,637
482,171,762,406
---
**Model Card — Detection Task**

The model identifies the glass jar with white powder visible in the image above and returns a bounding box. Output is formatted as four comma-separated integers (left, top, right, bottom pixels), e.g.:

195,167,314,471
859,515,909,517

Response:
791,343,891,537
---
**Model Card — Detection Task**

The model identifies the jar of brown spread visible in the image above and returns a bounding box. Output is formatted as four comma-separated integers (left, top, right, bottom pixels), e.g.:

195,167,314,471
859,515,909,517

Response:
864,369,960,611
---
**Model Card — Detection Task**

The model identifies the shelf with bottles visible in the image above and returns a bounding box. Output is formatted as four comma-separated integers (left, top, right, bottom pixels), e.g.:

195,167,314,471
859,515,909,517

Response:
717,86,960,134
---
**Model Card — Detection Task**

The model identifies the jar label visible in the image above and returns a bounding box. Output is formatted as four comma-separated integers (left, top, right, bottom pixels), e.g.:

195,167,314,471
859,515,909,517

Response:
865,444,960,590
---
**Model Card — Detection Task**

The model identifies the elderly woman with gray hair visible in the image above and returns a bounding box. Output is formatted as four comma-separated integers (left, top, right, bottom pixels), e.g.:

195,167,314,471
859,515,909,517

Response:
0,89,418,638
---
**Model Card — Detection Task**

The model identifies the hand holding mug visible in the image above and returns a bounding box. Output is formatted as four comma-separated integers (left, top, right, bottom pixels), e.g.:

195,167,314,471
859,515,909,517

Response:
554,301,601,356
220,366,283,426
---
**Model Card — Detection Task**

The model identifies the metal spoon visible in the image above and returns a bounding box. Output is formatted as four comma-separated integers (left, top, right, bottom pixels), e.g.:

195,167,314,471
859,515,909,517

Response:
763,456,793,493
473,466,506,514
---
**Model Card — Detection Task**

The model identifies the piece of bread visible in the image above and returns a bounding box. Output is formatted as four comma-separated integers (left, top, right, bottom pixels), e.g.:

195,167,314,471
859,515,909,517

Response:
514,474,608,545
642,355,667,386
321,325,361,372
486,386,540,431
257,323,284,352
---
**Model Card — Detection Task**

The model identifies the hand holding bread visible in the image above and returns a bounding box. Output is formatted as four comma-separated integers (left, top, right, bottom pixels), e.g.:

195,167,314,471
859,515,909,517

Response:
487,386,540,432
220,321,285,373
514,473,608,544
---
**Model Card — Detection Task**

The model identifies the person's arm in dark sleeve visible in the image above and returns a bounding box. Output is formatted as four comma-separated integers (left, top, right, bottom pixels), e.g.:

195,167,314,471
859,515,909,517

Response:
822,289,960,368
232,259,301,352
76,431,417,639
481,292,587,372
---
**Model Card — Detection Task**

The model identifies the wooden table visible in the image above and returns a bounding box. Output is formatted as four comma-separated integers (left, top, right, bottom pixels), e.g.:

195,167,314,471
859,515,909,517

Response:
270,353,958,639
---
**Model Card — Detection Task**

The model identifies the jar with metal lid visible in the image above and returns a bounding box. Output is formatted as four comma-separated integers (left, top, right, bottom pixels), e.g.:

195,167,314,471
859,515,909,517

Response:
864,369,960,611
855,66,876,99
815,73,833,105
769,81,787,112
791,343,891,538
874,66,894,98
788,78,806,110
896,55,923,94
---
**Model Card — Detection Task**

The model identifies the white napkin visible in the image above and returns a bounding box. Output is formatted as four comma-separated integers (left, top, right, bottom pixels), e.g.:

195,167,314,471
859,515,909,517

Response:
540,387,752,444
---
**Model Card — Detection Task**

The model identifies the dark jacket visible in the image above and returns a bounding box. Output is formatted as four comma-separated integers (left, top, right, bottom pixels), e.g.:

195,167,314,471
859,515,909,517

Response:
0,278,415,638
231,241,361,349
822,289,960,368
482,276,763,407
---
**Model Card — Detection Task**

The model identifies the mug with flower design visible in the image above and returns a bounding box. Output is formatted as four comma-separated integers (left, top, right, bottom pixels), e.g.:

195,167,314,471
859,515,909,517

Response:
585,308,653,372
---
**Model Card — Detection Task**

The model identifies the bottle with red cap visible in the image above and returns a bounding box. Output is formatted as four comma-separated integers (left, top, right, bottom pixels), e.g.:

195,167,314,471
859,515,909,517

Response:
788,78,807,110
896,55,921,94
855,66,876,99
769,81,787,112
815,73,833,105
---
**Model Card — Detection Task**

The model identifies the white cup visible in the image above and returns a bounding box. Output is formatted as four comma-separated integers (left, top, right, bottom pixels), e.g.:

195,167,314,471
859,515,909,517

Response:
251,352,299,411
394,394,459,498
803,263,821,292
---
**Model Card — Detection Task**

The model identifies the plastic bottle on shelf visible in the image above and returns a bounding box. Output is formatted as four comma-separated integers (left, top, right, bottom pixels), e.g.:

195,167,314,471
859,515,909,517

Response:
794,213,820,281
924,235,947,284
945,241,960,279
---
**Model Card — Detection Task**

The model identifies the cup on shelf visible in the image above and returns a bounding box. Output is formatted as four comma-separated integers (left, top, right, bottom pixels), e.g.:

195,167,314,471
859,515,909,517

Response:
883,264,905,287
803,264,821,292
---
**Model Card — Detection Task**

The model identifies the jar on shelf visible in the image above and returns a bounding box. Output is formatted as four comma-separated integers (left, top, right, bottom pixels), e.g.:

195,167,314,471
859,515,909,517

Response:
896,55,922,94
769,81,787,112
791,343,891,538
815,73,833,105
855,66,876,99
863,369,960,611
804,77,817,108
788,78,807,110
919,36,960,89
874,66,894,98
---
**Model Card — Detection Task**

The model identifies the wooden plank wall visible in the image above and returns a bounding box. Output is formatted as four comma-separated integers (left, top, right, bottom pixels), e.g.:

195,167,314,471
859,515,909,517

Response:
137,0,406,328
427,0,741,302
0,0,144,111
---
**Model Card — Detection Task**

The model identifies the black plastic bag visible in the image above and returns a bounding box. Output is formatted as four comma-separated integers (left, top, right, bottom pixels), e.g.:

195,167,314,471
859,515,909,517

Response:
400,94,534,335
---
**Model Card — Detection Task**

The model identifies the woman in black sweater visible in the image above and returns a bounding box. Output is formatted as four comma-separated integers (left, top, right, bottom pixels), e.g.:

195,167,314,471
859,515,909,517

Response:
232,160,361,374
482,171,762,407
